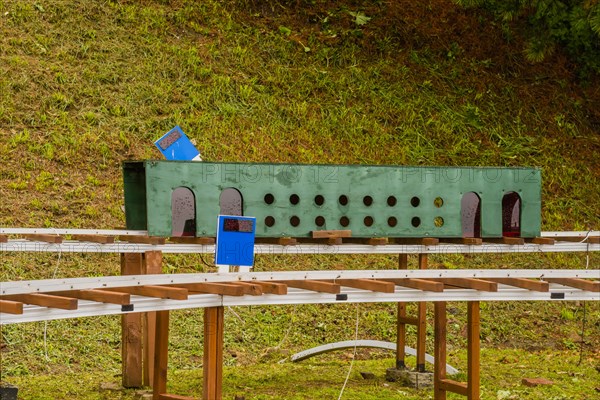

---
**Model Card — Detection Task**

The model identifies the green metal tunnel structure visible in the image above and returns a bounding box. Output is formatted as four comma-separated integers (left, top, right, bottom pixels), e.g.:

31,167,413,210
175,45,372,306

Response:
123,161,541,239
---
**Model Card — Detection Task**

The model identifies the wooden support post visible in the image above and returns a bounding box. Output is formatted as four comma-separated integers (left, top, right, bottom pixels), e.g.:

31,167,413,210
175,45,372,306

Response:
203,307,224,400
434,301,447,400
396,254,408,369
417,253,427,372
467,301,480,400
144,251,163,387
153,310,170,400
121,253,144,388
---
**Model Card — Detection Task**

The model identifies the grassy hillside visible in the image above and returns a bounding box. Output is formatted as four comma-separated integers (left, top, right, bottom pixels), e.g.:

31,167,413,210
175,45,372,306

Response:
1,0,599,399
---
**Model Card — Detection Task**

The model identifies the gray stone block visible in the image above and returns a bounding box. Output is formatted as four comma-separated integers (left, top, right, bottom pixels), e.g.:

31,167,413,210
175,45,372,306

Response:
386,368,434,389
0,383,18,400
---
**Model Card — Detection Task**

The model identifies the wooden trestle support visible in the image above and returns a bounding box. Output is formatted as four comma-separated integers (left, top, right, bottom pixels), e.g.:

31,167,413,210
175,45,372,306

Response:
1,230,599,400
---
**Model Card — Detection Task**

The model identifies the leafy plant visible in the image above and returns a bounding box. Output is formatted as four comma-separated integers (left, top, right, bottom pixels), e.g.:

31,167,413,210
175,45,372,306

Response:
453,0,600,76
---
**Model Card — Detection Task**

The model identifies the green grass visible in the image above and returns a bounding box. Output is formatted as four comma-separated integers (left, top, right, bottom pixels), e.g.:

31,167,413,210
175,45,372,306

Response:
6,350,600,399
1,0,599,398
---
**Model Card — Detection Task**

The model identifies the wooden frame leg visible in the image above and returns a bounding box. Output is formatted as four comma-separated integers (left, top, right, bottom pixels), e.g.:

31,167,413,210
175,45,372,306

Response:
467,301,480,400
396,254,408,368
416,253,428,372
121,253,144,388
144,250,163,387
434,301,447,400
153,310,170,400
203,306,224,400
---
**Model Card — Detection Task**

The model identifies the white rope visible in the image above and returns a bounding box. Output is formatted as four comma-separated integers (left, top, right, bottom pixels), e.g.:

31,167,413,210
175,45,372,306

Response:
337,304,360,400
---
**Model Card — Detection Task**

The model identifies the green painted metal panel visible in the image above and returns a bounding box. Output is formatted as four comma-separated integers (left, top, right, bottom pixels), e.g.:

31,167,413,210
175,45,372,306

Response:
123,162,148,230
123,161,541,238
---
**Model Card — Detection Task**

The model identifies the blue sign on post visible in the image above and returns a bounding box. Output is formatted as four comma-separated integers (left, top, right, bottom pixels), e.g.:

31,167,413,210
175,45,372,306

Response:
154,126,202,161
215,215,256,270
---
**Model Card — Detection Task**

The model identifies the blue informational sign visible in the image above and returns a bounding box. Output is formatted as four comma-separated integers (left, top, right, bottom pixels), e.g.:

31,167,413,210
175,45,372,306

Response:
215,215,256,268
154,126,202,161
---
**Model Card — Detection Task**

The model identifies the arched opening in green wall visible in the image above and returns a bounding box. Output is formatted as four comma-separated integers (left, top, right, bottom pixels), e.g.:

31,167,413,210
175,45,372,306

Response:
220,188,243,216
172,187,196,237
502,191,521,237
461,192,481,238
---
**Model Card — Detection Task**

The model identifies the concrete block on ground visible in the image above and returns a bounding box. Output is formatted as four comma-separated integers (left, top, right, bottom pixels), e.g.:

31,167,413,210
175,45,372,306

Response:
0,383,18,400
386,368,433,389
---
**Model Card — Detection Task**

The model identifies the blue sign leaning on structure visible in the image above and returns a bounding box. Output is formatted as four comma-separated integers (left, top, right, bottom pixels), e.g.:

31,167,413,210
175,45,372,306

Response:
154,125,202,161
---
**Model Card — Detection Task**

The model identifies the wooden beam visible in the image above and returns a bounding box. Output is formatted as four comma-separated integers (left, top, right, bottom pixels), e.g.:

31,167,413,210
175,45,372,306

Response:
54,289,131,305
439,379,468,396
434,278,498,292
255,237,297,246
153,310,169,400
23,234,63,243
415,253,428,372
396,253,408,369
386,278,444,292
203,307,224,400
229,282,263,296
72,234,115,244
394,237,439,246
335,279,395,293
254,281,288,295
544,278,600,292
122,253,143,389
440,237,482,245
397,316,419,325
158,395,196,400
111,286,188,300
122,236,166,245
347,237,388,245
311,230,352,239
528,237,555,245
168,236,215,245
487,278,549,292
0,299,23,314
277,280,341,294
143,250,162,388
484,237,525,245
174,282,245,296
434,301,447,400
4,293,77,310
0,234,7,243
467,301,481,399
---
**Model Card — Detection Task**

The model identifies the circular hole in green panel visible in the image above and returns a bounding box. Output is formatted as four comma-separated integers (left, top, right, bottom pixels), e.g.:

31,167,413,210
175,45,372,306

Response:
289,194,300,205
434,197,444,208
434,216,444,227
314,195,325,206
339,195,349,206
364,216,374,227
387,196,397,206
290,216,300,227
315,216,325,227
340,216,350,227
264,193,275,205
265,216,275,227
411,217,421,227
387,216,397,227
411,196,420,207
363,196,373,206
